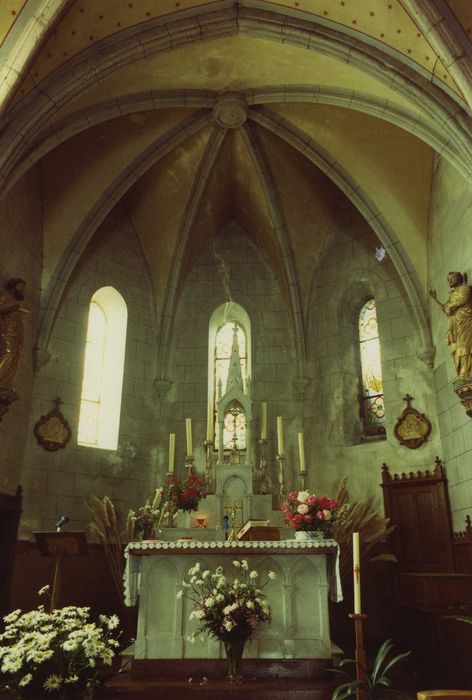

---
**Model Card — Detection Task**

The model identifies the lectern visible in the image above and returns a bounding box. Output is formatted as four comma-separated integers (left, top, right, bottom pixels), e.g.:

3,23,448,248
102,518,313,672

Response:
34,531,89,609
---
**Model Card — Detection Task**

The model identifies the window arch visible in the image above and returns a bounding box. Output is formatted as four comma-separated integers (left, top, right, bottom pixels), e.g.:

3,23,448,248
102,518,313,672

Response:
208,303,251,449
78,286,128,449
359,298,386,436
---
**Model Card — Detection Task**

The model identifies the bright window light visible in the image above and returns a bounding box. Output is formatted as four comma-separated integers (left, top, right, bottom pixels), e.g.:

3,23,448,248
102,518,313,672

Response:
78,287,127,449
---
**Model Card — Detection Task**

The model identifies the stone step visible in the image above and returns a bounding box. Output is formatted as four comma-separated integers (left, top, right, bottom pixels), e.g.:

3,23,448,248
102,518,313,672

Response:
128,658,334,680
99,673,338,700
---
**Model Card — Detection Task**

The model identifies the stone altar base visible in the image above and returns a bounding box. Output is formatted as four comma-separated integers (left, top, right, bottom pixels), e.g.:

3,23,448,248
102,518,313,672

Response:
100,658,339,700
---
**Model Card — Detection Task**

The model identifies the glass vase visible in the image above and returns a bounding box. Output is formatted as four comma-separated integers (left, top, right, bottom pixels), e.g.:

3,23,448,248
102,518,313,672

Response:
223,636,246,682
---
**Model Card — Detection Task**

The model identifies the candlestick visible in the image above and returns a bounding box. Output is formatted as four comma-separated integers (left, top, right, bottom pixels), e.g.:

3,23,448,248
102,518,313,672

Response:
258,438,270,494
298,432,305,473
185,454,195,475
277,453,287,504
261,402,267,440
203,439,214,494
348,612,368,698
185,417,193,457
353,531,361,614
206,403,214,442
300,471,307,490
277,416,284,455
168,433,175,474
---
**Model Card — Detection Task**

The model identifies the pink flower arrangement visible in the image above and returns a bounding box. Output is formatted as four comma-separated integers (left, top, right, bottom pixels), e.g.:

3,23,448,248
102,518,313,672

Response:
281,490,339,535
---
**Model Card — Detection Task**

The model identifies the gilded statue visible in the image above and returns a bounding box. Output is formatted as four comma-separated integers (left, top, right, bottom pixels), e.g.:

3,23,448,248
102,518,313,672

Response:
0,278,29,388
429,272,472,378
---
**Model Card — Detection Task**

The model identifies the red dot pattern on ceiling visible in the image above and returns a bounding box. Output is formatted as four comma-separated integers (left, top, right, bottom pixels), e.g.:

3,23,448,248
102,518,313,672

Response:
8,0,456,101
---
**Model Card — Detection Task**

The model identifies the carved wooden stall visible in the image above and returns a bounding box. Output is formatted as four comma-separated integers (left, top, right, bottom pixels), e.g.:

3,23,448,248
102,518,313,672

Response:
381,460,472,687
0,486,22,619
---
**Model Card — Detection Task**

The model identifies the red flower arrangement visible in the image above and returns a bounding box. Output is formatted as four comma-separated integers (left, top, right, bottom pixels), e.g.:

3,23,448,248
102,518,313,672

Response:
281,490,339,535
166,473,206,512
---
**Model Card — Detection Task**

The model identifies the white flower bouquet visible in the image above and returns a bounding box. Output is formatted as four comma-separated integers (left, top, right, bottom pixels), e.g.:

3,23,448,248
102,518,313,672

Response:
179,559,276,680
179,559,275,643
0,587,120,699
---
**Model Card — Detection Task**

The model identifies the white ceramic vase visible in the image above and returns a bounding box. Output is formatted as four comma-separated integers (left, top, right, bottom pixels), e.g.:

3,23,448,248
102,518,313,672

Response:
294,530,324,541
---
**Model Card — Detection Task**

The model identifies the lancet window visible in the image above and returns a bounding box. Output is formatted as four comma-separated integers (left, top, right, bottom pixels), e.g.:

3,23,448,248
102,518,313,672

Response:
214,322,247,450
78,286,127,449
208,303,251,454
359,298,386,436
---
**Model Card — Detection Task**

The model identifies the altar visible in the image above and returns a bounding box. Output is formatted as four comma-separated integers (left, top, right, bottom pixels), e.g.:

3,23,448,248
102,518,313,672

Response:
124,538,342,661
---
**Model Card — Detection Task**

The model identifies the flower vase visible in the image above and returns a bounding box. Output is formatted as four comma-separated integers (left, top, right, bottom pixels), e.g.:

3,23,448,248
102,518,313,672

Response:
294,530,324,541
140,526,153,541
223,636,246,682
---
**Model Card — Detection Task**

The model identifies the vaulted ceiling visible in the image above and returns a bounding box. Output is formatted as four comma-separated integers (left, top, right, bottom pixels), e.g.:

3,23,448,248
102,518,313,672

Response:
1,0,472,367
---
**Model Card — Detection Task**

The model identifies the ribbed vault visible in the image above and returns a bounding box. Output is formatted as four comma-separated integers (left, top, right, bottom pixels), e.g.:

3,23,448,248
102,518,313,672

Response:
4,1,472,377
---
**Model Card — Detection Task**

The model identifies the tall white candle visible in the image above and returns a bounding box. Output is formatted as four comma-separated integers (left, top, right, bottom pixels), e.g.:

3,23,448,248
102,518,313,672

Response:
353,532,361,614
185,418,193,456
207,404,214,442
261,402,267,440
277,416,284,455
298,432,306,473
168,433,175,474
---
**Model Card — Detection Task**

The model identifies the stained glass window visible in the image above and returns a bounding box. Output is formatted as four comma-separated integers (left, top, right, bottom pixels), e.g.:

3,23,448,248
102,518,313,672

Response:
78,287,127,449
214,321,247,450
359,299,385,435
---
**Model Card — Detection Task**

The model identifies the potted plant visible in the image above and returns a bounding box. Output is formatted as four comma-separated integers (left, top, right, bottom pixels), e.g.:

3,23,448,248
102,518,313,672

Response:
281,489,342,539
178,559,276,681
331,638,411,700
0,586,121,699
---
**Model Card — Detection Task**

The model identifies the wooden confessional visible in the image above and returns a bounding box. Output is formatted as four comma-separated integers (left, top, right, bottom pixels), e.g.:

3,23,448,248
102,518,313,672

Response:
381,459,472,687
0,486,22,619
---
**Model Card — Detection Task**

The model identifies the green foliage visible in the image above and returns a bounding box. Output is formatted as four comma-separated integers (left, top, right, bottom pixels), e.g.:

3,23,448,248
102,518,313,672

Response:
444,615,472,625
331,639,412,700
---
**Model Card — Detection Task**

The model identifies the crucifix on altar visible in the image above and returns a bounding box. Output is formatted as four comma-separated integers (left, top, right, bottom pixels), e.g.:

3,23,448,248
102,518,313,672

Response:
224,500,243,541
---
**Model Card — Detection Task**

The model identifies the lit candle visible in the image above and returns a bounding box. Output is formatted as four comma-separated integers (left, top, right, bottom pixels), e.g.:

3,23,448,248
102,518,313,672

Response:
277,416,284,455
185,418,193,456
168,433,175,474
353,532,361,614
207,404,214,442
298,432,306,473
261,402,267,440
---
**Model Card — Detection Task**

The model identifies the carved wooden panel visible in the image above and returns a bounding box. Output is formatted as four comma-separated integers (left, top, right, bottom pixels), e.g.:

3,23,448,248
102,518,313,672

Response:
453,515,472,573
381,458,454,573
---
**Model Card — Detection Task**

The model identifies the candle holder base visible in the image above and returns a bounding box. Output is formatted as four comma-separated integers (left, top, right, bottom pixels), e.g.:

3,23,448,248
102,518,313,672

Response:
185,456,195,474
258,439,270,495
277,453,287,505
203,440,214,495
348,612,368,687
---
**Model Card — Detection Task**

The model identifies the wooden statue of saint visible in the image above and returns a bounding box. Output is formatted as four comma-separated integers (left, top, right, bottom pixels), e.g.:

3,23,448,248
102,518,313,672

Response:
429,271,472,379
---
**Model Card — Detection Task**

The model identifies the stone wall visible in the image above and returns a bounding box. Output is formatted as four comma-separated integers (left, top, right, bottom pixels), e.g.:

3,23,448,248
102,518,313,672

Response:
429,155,472,531
0,168,42,494
20,203,158,536
306,204,440,509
